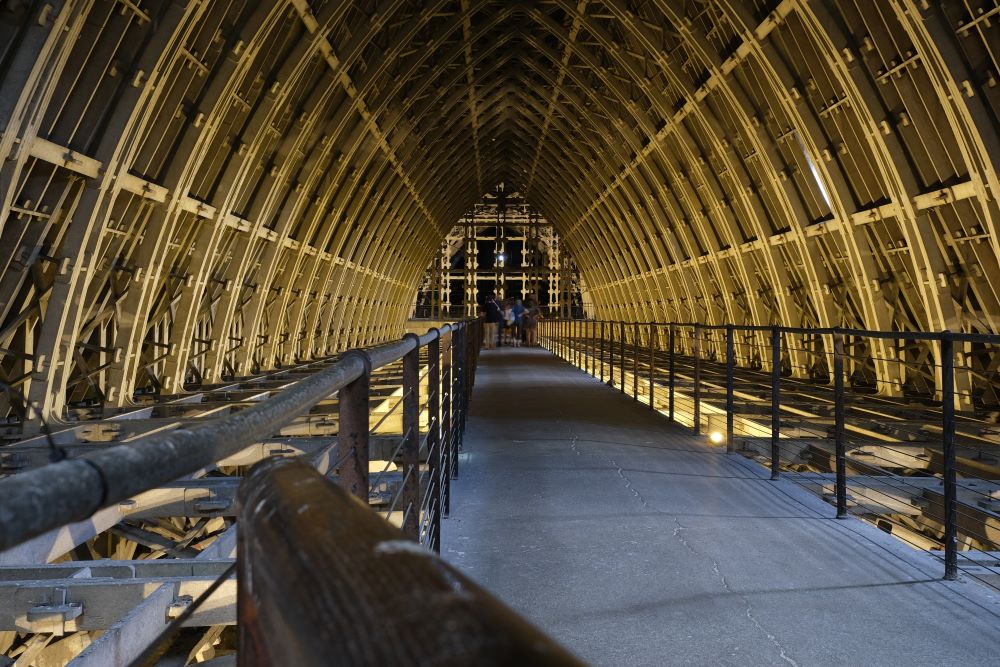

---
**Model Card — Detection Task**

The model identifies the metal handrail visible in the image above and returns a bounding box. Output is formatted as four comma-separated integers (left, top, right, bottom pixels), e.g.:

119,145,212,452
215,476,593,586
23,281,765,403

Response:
557,318,1000,344
540,318,1000,583
237,457,583,666
0,323,465,552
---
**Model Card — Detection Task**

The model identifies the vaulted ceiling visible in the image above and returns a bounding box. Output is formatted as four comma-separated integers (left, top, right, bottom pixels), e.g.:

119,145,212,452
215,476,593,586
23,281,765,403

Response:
1,0,999,418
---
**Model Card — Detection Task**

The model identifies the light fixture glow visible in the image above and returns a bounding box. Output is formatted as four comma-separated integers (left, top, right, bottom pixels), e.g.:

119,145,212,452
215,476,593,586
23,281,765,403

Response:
795,131,832,208
709,431,724,444
496,253,505,262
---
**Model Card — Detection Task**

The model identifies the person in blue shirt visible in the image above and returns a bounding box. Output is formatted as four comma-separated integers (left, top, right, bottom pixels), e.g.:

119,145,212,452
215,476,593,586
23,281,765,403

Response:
512,299,526,344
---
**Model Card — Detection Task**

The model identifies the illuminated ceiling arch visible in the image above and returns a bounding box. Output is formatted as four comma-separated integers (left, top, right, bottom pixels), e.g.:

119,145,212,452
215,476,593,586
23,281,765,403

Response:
1,0,998,418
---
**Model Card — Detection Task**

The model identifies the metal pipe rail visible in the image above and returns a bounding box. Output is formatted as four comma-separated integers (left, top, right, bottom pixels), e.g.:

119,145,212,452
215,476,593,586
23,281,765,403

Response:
0,322,477,554
0,320,483,664
540,319,1000,584
237,457,582,666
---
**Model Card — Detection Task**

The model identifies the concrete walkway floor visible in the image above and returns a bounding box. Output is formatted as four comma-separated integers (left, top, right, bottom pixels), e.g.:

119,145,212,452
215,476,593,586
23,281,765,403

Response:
443,347,1000,667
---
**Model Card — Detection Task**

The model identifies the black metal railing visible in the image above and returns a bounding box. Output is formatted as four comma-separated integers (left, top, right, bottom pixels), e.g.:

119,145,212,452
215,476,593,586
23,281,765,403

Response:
0,322,477,554
540,319,1000,585
0,319,589,665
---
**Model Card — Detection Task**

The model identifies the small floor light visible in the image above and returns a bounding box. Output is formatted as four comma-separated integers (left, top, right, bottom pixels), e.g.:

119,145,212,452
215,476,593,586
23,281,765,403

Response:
708,431,724,445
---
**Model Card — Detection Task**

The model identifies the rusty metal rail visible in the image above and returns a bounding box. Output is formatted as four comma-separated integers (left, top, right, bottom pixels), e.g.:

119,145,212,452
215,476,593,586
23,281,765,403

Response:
0,320,492,664
0,321,479,554
237,457,582,666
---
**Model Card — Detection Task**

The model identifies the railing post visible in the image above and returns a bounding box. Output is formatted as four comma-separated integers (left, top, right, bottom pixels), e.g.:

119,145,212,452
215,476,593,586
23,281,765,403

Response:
668,324,675,422
473,319,481,381
427,332,442,552
609,320,616,386
770,325,781,480
941,332,958,580
833,331,847,519
726,324,735,455
589,320,595,376
401,335,421,539
648,323,655,410
561,319,566,358
336,351,371,501
693,324,702,435
466,321,475,414
452,325,465,480
442,330,454,516
600,321,606,381
564,318,569,360
575,319,581,367
566,318,576,366
620,321,627,394
632,322,639,400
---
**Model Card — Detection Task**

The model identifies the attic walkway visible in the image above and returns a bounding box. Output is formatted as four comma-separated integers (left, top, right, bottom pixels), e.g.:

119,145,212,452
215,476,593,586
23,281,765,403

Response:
444,347,1000,667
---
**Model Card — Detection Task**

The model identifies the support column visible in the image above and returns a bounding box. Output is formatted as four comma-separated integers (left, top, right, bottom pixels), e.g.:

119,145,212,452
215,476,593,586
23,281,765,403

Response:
441,329,453,515
465,217,477,316
440,241,451,317
400,336,420,539
337,351,371,501
548,234,559,314
427,333,441,552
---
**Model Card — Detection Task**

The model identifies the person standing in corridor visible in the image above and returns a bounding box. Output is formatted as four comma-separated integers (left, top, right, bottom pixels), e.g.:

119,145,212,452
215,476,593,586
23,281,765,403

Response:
521,299,542,346
483,292,503,348
502,299,515,346
512,298,526,345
